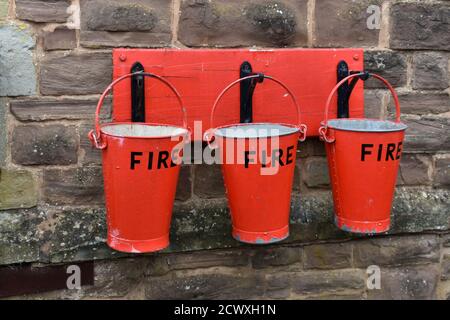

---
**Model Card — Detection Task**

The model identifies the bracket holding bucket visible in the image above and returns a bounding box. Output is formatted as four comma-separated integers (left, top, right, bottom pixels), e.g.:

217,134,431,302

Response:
131,62,146,122
239,61,264,124
336,60,365,119
112,48,365,139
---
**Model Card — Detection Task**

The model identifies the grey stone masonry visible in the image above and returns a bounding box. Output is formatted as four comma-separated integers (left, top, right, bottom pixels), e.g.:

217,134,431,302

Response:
390,2,450,50
178,0,308,47
0,24,36,96
11,124,78,165
314,0,383,48
15,0,71,23
412,52,449,90
80,0,172,48
42,26,77,51
40,52,112,95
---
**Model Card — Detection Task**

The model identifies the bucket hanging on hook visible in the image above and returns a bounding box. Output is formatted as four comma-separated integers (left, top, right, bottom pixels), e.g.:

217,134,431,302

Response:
319,72,407,234
89,72,190,253
205,74,307,244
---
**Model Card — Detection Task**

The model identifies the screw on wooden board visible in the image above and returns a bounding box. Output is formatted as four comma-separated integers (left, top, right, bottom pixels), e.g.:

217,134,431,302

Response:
353,54,360,61
119,54,127,62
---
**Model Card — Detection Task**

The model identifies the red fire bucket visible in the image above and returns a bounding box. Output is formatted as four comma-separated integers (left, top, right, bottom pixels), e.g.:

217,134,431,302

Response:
89,72,189,253
205,75,307,244
319,73,407,233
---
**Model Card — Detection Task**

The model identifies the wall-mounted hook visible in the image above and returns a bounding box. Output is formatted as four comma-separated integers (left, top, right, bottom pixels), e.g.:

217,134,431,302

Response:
240,61,264,123
131,62,145,122
337,60,350,118
336,60,366,119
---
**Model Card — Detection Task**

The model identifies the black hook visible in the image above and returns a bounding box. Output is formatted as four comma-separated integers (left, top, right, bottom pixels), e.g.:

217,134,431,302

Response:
240,61,264,123
337,60,350,118
359,71,370,81
131,62,145,122
336,61,368,118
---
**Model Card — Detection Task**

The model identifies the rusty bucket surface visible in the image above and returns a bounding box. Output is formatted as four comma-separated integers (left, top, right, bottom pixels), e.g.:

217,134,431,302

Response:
206,75,307,244
89,73,189,253
319,73,407,234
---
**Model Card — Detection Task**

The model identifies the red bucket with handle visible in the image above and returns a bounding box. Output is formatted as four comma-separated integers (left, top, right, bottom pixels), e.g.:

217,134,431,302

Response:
89,72,189,253
319,72,407,233
205,75,307,244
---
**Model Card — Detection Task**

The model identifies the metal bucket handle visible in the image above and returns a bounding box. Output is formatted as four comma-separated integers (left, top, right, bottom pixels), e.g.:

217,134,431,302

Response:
88,72,188,149
319,72,401,143
204,74,307,143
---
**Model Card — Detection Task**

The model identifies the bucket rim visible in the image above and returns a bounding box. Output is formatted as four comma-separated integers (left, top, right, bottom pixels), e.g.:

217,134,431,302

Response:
214,122,300,139
323,118,407,133
213,122,300,139
100,122,190,139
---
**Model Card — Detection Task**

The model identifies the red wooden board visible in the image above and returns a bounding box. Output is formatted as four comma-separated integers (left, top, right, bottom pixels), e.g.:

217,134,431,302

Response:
112,49,364,139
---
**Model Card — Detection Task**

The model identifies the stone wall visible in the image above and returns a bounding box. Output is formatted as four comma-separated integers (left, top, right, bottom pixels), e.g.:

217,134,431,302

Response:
13,234,450,300
0,0,449,299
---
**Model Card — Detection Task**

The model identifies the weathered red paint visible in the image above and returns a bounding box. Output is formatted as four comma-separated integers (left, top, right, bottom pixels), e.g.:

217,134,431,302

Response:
89,73,189,253
112,48,364,139
319,73,407,234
